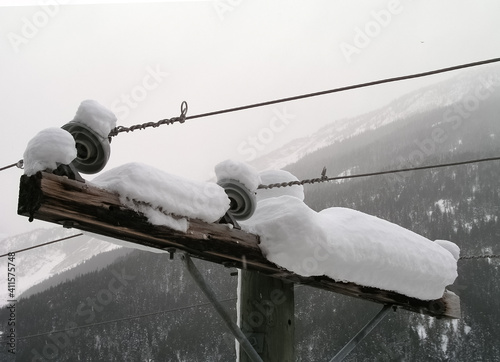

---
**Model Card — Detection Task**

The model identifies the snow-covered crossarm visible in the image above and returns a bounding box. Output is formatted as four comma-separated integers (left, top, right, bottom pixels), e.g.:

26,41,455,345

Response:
242,197,458,301
17,171,460,319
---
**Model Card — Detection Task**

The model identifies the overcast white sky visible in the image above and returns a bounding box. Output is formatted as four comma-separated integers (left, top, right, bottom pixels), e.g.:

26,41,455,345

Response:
1,0,499,238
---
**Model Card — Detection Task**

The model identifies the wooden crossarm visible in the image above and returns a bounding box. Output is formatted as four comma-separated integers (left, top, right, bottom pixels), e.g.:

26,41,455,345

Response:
18,172,460,319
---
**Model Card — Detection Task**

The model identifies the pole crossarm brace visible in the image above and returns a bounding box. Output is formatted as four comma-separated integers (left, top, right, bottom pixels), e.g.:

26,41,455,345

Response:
329,305,393,362
181,254,263,362
17,172,460,319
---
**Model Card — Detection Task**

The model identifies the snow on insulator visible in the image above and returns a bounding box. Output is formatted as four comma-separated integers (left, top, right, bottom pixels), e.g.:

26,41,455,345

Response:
23,128,77,176
214,160,261,221
214,159,261,193
72,100,117,139
61,100,117,174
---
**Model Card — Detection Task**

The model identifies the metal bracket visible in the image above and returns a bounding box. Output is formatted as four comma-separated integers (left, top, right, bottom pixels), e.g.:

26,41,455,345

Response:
52,163,85,182
329,305,394,362
181,254,263,362
165,248,176,260
218,212,241,230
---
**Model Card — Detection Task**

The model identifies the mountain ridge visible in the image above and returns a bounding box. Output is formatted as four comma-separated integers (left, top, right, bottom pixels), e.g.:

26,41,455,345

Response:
0,228,120,305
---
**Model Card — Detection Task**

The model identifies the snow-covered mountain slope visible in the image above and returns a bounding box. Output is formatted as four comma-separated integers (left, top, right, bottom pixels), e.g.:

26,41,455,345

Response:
0,227,119,304
250,66,500,171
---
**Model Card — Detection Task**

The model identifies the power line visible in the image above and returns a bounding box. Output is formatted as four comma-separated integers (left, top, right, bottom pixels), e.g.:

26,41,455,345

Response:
0,233,83,258
17,296,237,341
0,160,23,172
258,156,500,189
459,254,500,260
108,101,188,137
181,57,500,122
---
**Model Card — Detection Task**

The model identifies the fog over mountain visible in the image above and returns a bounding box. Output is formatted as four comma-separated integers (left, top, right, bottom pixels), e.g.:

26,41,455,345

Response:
250,65,499,172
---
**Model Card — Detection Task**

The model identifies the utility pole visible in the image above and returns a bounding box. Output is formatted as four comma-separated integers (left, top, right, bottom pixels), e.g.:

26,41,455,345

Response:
238,270,294,362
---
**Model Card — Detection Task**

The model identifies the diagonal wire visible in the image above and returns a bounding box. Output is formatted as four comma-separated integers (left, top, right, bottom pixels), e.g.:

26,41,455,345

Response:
0,233,83,258
0,160,23,172
16,296,237,341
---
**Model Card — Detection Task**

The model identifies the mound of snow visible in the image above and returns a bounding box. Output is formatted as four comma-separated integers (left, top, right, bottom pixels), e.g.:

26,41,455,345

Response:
72,100,117,138
435,240,461,261
242,195,458,300
215,159,261,192
92,162,230,232
23,127,77,176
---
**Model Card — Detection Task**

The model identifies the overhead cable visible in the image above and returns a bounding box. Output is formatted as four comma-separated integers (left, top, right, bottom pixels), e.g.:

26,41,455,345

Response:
258,156,500,189
182,57,500,122
17,296,237,341
0,233,83,258
459,254,500,260
0,160,23,172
